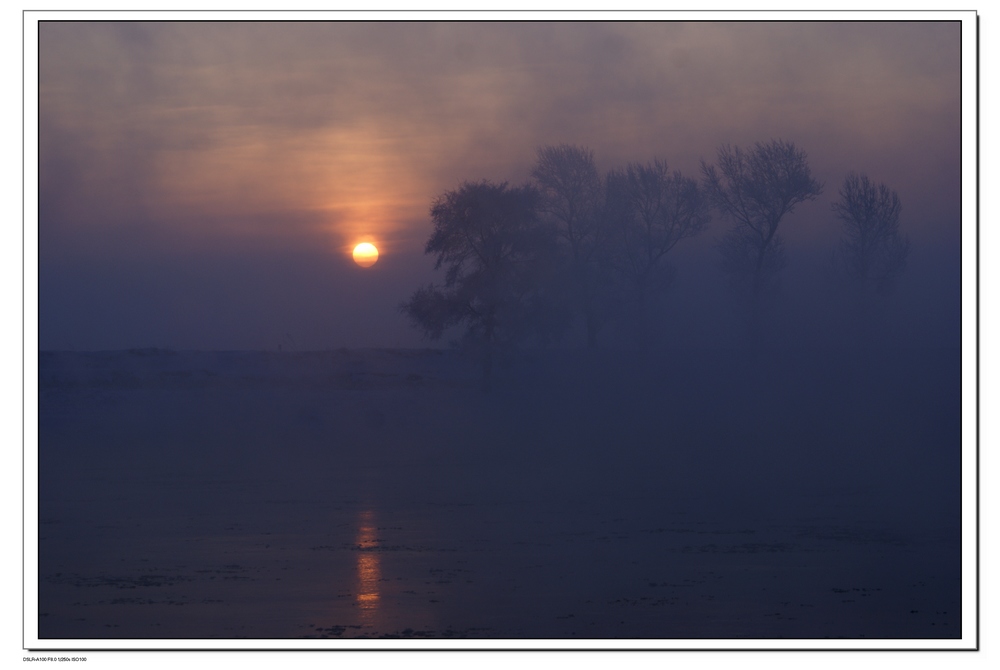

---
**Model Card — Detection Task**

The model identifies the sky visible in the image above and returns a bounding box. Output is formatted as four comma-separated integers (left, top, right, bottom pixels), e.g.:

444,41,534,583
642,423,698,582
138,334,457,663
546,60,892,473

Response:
36,20,963,351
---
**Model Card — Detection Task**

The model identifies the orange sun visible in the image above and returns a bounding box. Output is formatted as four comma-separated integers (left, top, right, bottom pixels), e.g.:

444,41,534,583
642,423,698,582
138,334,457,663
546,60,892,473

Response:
352,242,379,268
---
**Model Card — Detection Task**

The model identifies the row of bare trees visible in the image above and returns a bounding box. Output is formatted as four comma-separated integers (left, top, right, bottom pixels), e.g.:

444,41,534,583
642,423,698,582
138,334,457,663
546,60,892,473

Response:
402,139,910,386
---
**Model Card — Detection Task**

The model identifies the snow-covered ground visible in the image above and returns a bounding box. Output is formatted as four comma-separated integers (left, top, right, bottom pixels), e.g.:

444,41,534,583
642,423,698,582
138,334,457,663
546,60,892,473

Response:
36,347,962,642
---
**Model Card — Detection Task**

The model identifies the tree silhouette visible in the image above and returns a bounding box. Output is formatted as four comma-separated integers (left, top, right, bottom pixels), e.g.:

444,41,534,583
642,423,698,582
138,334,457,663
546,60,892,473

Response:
833,172,909,293
401,180,558,389
702,140,822,345
832,172,910,345
531,144,611,348
605,159,710,349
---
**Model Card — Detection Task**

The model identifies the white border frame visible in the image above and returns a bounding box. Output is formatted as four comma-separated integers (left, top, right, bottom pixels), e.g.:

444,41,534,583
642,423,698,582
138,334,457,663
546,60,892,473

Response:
22,9,979,652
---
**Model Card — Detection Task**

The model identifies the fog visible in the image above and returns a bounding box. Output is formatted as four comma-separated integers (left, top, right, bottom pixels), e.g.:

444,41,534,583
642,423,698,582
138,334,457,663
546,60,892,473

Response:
34,19,966,645
38,21,960,352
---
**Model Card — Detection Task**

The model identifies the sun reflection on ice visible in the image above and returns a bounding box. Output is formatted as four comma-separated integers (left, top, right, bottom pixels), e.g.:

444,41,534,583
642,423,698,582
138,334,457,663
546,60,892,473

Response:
355,509,381,626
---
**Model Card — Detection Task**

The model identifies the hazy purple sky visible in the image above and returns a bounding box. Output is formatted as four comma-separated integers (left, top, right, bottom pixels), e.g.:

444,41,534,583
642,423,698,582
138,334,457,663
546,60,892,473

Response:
38,21,962,351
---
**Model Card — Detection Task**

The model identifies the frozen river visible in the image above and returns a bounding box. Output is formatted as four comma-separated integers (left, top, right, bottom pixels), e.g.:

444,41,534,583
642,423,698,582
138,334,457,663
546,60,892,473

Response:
36,348,962,642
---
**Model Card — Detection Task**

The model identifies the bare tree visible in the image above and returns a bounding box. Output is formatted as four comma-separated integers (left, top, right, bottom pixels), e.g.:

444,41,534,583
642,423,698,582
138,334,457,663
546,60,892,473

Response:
715,225,787,298
401,180,558,389
531,144,611,348
702,140,822,344
532,145,604,264
832,172,909,294
832,172,910,345
606,159,710,349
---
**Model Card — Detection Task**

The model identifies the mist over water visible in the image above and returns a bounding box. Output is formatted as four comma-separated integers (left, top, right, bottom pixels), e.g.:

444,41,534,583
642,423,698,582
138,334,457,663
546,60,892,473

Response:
37,343,961,639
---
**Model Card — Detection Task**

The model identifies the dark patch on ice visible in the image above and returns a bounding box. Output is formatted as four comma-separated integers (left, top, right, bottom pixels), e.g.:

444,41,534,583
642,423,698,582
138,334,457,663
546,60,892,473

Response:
795,526,908,546
309,624,362,637
103,597,189,606
46,573,193,589
678,543,795,554
640,526,756,535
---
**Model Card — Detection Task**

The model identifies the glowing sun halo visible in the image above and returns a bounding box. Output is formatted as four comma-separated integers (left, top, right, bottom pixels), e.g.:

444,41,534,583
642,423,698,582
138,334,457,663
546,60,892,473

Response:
352,242,379,268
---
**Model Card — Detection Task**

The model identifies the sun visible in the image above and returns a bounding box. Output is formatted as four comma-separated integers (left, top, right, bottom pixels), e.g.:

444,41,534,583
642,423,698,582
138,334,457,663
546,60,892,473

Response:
352,242,379,268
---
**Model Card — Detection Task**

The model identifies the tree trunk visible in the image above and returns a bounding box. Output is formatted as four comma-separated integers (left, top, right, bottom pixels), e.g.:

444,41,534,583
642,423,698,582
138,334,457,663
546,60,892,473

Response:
481,341,493,393
635,282,652,354
584,304,600,350
748,225,777,351
748,256,765,352
481,316,495,393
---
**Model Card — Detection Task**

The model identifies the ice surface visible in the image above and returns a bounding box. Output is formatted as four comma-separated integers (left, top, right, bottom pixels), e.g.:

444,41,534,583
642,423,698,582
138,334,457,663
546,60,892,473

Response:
36,347,962,641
